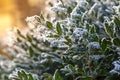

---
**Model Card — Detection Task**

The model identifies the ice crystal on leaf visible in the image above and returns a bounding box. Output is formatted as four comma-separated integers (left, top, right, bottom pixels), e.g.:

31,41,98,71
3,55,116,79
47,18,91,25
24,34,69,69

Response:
110,61,120,75
87,42,101,50
71,28,88,42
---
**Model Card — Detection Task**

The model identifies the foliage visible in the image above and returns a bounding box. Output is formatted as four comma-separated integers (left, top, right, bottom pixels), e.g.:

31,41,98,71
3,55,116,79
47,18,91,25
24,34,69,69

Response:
0,0,120,80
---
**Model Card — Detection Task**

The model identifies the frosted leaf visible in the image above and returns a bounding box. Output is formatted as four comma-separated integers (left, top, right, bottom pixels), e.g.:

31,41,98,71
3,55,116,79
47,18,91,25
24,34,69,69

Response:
101,0,117,6
87,42,101,50
58,42,69,48
90,55,104,60
66,18,77,27
71,5,83,19
50,40,59,48
105,7,114,14
62,0,77,7
77,0,88,7
14,54,30,63
88,3,99,15
71,28,88,42
110,61,120,74
25,15,40,29
71,28,82,41
116,47,120,53
31,25,50,42
70,0,88,20
82,29,88,35
4,28,18,46
50,39,68,48
32,74,39,80
51,6,67,13
9,68,22,79
113,4,120,16
0,60,15,72
95,21,104,28
51,1,68,14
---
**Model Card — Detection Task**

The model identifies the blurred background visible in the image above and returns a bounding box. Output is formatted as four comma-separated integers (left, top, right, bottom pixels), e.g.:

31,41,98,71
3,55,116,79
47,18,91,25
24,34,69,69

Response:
0,0,47,39
0,0,52,57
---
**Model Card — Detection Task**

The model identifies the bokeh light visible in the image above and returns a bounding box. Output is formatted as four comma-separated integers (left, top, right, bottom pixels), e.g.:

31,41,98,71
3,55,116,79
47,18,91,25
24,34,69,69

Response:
0,0,45,39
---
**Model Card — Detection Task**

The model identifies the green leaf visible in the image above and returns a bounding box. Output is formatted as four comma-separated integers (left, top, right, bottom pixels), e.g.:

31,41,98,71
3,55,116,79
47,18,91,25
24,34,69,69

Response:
53,35,60,38
67,7,72,14
77,68,83,75
91,34,99,42
85,23,90,31
17,37,22,42
18,71,22,80
53,70,63,80
40,14,45,20
21,70,28,80
28,74,34,80
64,36,72,46
29,47,34,57
90,25,95,34
94,35,99,42
104,22,114,38
17,29,25,39
114,17,120,28
56,22,62,35
46,21,53,29
4,75,9,80
101,38,112,51
17,29,21,35
48,33,60,38
113,37,120,46
105,48,111,55
65,36,72,43
101,38,107,51
68,64,75,72
26,34,32,42
44,73,52,80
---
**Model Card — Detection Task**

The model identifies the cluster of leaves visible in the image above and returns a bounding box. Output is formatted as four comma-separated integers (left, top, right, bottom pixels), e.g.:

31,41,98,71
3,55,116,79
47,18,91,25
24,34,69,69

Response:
0,0,120,80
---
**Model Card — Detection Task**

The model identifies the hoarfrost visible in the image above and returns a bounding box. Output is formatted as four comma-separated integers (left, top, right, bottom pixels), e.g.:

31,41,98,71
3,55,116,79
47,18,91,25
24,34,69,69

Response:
87,42,101,50
110,61,120,74
0,60,15,72
71,28,88,42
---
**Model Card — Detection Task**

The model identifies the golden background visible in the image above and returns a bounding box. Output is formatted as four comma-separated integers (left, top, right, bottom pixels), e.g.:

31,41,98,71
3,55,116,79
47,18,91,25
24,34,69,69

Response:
0,0,49,57
0,0,46,38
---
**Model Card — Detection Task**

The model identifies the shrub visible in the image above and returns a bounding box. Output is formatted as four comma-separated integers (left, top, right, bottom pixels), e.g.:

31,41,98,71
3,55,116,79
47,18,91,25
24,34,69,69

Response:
0,0,120,80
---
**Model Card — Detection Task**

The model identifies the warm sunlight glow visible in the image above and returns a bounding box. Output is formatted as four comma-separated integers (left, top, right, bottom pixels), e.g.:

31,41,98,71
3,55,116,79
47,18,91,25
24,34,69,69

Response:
0,0,14,38
0,0,45,38
0,14,12,38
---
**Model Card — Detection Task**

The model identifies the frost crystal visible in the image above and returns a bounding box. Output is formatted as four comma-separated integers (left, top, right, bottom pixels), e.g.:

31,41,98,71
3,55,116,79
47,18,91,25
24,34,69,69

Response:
51,2,67,14
50,39,68,48
90,55,104,60
9,69,19,79
62,0,77,7
87,42,101,50
71,28,88,42
110,61,120,74
113,3,120,16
